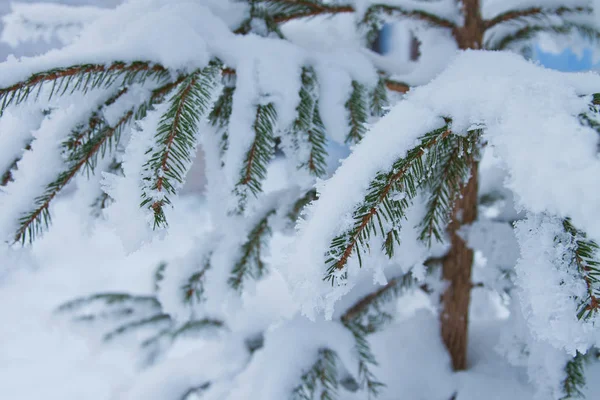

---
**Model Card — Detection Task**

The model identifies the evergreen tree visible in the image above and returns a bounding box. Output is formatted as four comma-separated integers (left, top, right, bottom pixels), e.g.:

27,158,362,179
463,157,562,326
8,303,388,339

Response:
1,1,600,399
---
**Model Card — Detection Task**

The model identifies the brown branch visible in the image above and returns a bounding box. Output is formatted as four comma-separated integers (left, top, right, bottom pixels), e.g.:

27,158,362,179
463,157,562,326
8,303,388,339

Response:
150,75,186,101
335,128,452,270
0,61,167,98
484,6,589,30
385,79,410,93
269,0,353,24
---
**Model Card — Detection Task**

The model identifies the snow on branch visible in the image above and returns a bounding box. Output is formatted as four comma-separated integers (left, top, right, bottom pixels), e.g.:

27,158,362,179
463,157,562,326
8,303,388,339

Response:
228,209,275,291
345,81,369,145
286,51,600,321
562,218,600,321
291,348,339,400
14,106,133,243
362,3,457,30
485,11,600,51
324,122,453,285
0,61,169,115
141,61,223,228
289,66,327,177
253,0,354,24
11,75,185,243
233,102,278,212
418,131,479,244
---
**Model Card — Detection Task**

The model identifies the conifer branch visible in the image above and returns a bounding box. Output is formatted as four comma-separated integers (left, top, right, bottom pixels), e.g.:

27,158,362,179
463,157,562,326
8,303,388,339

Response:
103,313,173,341
362,3,456,31
209,85,235,161
170,318,225,340
253,0,353,25
141,62,222,228
339,272,414,398
14,109,134,244
303,108,327,176
292,66,327,176
342,320,384,398
341,272,415,327
153,261,167,293
233,102,277,210
183,256,211,304
324,123,452,284
0,61,169,114
563,218,600,320
419,133,479,244
489,22,600,51
561,351,588,399
288,189,318,224
291,348,339,400
345,81,369,145
370,78,389,117
249,1,454,33
56,292,161,314
13,75,184,243
229,209,275,291
179,383,211,400
484,6,590,30
580,94,600,139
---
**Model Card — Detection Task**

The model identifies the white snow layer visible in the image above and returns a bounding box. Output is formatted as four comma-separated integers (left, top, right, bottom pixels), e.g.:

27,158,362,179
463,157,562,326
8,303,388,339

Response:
286,50,600,319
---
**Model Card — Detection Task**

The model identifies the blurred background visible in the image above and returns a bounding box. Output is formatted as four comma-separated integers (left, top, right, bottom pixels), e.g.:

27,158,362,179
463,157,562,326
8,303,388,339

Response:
0,0,121,59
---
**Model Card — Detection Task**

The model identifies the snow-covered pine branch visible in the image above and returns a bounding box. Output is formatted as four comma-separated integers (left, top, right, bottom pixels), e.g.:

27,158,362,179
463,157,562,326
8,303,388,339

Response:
2,1,600,400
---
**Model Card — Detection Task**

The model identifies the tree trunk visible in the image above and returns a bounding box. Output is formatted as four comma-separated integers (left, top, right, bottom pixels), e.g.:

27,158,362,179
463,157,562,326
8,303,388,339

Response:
440,161,478,370
439,0,483,371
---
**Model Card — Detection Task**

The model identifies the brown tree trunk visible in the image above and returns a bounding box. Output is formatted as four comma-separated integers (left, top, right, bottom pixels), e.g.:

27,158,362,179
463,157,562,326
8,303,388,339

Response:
440,161,478,370
440,0,483,371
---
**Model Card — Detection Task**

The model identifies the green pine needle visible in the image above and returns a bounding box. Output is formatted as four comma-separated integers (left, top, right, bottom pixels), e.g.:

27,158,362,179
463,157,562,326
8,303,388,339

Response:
343,321,385,399
0,61,169,115
292,66,328,177
490,22,600,51
486,6,591,30
141,61,222,229
14,108,134,244
209,85,235,162
345,81,369,145
324,123,452,285
419,132,479,245
341,272,416,333
561,351,589,399
233,102,277,211
360,3,456,45
228,209,275,291
562,219,600,320
103,313,173,342
56,292,161,317
291,348,339,400
182,256,211,304
370,78,389,118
